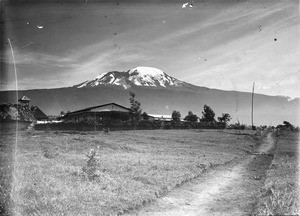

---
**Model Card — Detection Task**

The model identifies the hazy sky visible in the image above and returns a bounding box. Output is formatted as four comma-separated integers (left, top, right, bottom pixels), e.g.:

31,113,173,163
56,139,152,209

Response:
1,0,299,98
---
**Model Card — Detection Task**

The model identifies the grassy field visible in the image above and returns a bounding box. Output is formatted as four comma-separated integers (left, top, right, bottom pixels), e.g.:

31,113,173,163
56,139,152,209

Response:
254,131,299,215
1,129,258,215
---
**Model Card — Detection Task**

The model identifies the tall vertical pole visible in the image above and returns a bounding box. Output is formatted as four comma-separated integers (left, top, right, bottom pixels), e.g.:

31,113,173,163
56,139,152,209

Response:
251,82,255,129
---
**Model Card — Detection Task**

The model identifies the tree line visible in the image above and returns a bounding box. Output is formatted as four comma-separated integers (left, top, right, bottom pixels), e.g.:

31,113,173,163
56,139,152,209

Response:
129,92,232,128
44,91,300,132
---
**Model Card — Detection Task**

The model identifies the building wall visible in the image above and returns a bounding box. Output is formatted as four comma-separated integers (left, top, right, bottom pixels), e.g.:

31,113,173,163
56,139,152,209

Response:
63,111,128,123
64,113,90,123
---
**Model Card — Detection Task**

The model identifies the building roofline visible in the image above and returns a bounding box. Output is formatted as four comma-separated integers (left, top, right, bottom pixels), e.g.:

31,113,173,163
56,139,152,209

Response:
18,95,31,101
61,102,132,118
85,103,132,112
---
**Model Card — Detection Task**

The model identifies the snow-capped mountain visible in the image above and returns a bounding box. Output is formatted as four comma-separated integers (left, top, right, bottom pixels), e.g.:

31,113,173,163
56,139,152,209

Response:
74,66,187,89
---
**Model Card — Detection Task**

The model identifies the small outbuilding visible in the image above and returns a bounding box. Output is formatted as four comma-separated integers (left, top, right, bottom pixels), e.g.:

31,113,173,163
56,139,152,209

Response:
147,114,173,122
60,103,132,123
18,95,31,108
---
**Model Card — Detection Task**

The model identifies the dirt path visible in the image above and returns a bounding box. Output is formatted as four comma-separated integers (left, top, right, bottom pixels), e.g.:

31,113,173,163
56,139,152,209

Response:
126,132,276,216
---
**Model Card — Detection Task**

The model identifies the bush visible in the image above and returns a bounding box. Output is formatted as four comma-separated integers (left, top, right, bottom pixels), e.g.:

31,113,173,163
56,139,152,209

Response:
184,111,198,123
35,119,135,131
276,121,298,132
34,119,227,132
82,149,98,181
137,120,161,130
1,120,32,132
228,123,246,130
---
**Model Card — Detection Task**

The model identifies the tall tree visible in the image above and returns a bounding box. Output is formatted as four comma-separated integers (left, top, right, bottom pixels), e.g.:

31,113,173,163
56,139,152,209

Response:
201,105,216,122
217,113,231,125
129,92,142,124
184,111,198,122
172,110,181,123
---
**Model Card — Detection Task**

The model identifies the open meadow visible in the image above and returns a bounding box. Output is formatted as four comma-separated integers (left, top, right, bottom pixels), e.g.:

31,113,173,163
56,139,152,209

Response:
0,129,258,215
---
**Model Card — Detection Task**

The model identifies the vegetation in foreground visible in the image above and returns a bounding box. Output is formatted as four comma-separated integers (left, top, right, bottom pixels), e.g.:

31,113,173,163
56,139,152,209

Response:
0,134,14,216
1,129,256,215
254,131,299,215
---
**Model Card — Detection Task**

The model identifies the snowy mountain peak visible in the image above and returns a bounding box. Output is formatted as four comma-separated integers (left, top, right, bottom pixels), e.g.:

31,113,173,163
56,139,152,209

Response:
95,73,108,79
129,66,164,77
74,67,187,89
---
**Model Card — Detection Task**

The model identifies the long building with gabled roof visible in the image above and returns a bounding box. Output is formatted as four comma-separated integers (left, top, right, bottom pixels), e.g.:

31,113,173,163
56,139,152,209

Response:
60,103,132,123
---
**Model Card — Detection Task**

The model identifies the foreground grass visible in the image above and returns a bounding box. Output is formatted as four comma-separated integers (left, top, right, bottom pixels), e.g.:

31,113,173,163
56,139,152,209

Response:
2,129,257,215
255,131,299,215
0,135,15,216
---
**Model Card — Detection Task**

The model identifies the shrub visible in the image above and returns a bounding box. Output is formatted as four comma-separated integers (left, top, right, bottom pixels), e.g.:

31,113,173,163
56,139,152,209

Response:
137,120,161,130
82,149,98,181
256,183,298,215
142,112,149,121
217,113,231,125
184,111,198,123
228,122,246,130
34,118,227,131
276,121,298,132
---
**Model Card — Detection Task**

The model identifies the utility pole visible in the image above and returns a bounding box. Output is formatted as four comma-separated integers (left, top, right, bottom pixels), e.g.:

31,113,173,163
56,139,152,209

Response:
251,82,255,130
